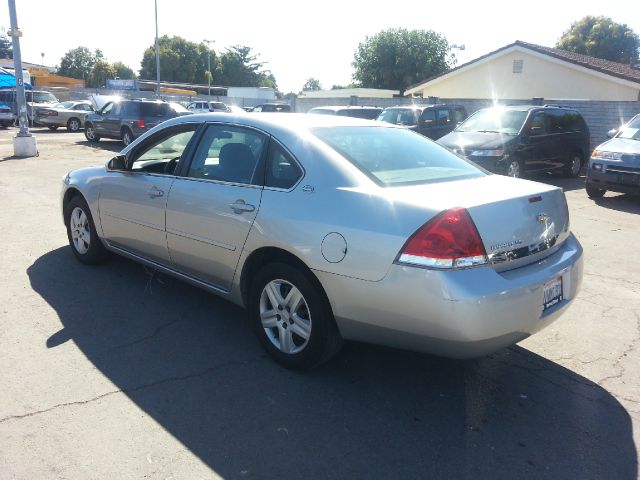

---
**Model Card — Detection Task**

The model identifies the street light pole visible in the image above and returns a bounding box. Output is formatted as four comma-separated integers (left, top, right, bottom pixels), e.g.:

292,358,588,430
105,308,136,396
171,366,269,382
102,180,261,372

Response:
203,39,214,98
7,0,37,157
154,0,161,98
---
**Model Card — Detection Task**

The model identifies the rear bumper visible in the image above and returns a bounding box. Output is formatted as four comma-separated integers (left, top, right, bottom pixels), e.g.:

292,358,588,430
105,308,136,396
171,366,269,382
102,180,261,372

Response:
315,233,583,358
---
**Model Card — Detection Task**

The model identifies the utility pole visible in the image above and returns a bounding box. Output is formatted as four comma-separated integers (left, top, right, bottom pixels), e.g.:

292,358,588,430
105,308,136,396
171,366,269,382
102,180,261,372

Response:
154,0,161,98
203,39,215,97
7,0,37,157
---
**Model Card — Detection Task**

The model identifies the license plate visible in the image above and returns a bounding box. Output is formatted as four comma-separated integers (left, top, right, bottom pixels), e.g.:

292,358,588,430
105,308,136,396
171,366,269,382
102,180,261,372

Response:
543,277,563,311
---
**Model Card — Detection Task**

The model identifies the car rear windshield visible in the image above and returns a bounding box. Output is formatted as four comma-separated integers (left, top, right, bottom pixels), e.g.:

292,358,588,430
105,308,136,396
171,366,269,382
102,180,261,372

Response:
456,108,528,134
312,126,484,186
30,92,58,104
139,103,171,116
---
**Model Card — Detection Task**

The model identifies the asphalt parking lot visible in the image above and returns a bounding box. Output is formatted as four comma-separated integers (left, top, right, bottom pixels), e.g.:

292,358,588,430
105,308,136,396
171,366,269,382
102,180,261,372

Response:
0,126,638,480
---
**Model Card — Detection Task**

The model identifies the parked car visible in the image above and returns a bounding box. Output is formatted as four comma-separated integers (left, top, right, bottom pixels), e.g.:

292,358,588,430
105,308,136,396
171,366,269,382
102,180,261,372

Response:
377,104,468,139
62,113,583,369
585,113,640,198
83,99,190,146
0,89,59,124
186,101,230,113
247,103,291,112
307,106,383,120
0,102,15,127
438,105,590,178
33,100,94,132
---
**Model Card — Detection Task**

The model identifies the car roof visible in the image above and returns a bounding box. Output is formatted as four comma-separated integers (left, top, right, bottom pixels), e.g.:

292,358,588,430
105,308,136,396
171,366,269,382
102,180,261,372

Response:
157,112,391,135
309,105,381,111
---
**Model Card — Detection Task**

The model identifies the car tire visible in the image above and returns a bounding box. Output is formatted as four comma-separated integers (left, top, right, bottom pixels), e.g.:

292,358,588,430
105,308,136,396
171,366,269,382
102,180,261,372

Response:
249,262,343,369
48,126,58,131
84,123,100,142
564,153,583,178
64,195,108,264
67,118,81,132
122,128,134,146
586,183,606,199
505,157,523,178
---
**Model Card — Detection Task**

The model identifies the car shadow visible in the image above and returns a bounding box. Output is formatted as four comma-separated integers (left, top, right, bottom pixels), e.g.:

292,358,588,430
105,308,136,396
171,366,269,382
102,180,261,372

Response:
28,248,637,479
527,172,586,192
594,194,640,214
75,140,123,153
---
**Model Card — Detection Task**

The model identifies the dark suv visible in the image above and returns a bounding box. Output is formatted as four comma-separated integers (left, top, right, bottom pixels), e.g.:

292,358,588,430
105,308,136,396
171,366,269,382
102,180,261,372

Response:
377,104,467,139
84,99,190,146
437,105,590,178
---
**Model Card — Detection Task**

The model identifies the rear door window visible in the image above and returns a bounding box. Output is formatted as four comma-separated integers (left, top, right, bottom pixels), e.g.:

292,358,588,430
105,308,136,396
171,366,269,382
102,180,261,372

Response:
420,109,436,125
437,109,451,126
140,103,170,117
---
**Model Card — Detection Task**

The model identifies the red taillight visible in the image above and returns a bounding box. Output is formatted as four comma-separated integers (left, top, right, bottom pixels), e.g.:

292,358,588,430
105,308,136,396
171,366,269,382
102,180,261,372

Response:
397,207,487,269
136,119,145,128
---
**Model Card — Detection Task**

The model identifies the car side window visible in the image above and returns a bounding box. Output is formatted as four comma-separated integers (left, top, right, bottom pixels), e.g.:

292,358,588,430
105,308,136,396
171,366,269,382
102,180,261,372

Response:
530,112,545,135
187,124,266,185
546,110,564,133
453,108,467,123
265,143,303,189
420,109,436,125
111,103,121,116
130,126,198,174
437,109,451,126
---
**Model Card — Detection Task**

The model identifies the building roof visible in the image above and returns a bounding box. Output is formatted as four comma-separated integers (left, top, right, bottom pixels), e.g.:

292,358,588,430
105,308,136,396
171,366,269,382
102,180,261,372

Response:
406,40,640,93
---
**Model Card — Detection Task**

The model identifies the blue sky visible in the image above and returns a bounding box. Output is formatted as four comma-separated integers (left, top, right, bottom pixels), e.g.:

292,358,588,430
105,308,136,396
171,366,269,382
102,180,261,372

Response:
1,0,638,93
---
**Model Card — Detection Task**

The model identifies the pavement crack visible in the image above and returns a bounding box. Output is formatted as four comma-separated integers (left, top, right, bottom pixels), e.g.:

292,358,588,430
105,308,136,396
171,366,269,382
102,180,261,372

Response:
0,358,261,424
598,309,640,388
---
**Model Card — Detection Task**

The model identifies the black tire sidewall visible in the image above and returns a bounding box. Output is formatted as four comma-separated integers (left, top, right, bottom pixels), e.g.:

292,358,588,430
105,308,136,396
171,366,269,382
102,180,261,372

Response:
249,262,336,369
84,124,99,142
65,196,107,264
122,129,133,146
586,182,605,198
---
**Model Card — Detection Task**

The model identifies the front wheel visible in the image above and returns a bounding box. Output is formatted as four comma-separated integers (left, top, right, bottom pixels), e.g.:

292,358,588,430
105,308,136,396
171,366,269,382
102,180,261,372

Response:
249,262,342,369
65,196,108,264
84,123,100,142
586,183,606,199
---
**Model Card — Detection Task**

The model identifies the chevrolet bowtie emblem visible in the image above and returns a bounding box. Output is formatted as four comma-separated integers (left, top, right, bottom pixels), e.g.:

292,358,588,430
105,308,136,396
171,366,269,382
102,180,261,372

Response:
537,213,550,223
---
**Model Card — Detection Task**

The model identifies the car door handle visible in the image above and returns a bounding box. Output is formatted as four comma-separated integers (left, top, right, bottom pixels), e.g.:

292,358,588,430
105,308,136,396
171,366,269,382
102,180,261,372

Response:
147,186,164,198
229,200,255,213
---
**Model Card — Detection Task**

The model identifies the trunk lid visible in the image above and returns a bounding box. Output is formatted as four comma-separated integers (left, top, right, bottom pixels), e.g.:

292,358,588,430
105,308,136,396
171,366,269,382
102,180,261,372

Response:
387,175,570,271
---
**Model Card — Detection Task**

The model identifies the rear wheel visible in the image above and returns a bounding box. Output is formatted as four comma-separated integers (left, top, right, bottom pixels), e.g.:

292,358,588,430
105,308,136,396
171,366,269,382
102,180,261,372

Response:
64,196,108,264
122,128,134,146
84,123,100,142
564,153,582,178
505,158,523,178
249,262,342,369
586,183,606,198
67,117,81,132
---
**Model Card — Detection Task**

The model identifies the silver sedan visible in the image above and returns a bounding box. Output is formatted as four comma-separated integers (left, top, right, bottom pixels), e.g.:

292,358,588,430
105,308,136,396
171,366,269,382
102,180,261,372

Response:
35,100,94,132
61,113,583,369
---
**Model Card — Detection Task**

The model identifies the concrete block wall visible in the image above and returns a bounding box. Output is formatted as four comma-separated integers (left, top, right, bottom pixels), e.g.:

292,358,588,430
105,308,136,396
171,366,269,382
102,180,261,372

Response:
295,96,640,150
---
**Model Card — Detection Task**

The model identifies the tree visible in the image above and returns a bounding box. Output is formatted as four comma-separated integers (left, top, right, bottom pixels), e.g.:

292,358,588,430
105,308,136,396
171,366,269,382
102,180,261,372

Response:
57,47,103,80
556,16,639,63
219,45,269,87
302,77,322,91
88,60,116,88
139,36,218,84
112,61,136,80
352,28,453,94
0,31,12,59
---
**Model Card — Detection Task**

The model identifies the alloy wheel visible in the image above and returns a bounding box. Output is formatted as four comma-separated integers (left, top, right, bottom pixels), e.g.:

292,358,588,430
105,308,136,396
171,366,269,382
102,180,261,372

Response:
571,156,581,176
507,160,520,178
69,119,80,132
259,279,312,354
70,207,91,254
85,126,95,140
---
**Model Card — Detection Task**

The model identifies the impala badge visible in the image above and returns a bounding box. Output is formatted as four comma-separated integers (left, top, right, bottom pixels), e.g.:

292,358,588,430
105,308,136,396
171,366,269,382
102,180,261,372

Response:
537,213,550,223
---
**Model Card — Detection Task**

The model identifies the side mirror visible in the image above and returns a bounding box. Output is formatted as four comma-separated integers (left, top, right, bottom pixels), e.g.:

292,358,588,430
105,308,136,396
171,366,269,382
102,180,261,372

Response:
107,154,126,171
607,128,617,139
